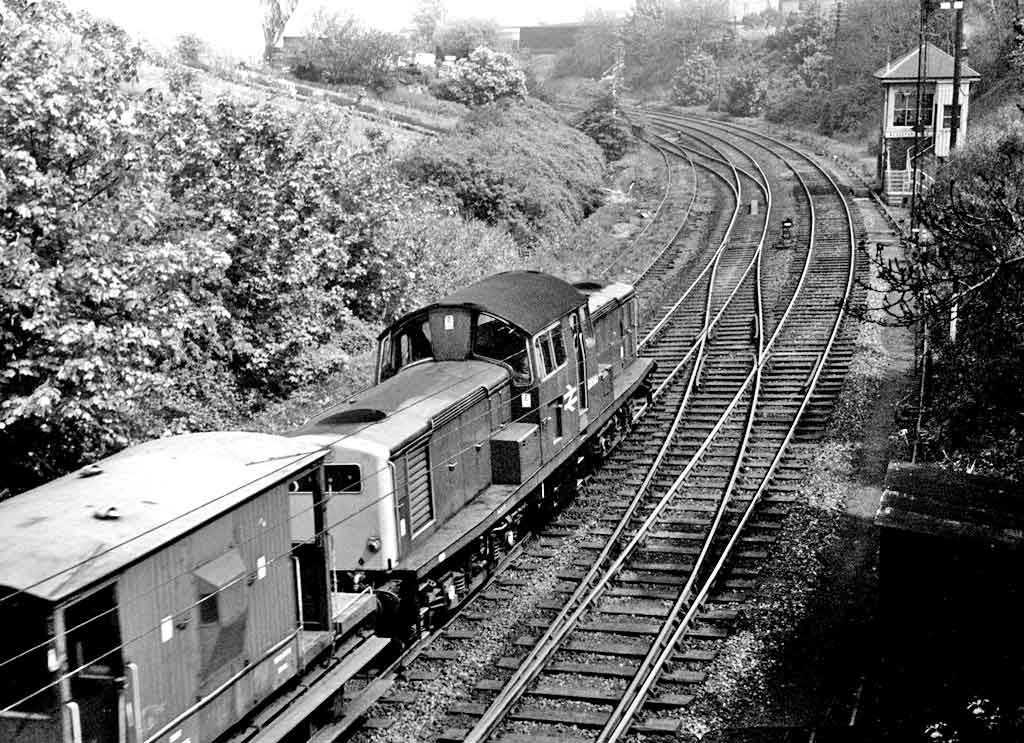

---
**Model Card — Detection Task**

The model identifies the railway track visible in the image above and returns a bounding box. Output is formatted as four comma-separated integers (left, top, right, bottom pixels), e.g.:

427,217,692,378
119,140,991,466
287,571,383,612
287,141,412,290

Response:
334,114,863,743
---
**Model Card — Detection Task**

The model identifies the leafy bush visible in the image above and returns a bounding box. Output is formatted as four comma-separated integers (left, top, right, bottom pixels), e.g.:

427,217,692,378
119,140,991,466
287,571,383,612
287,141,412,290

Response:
174,33,207,67
432,46,527,106
723,65,766,117
290,12,405,90
400,100,605,246
1,1,226,487
817,80,878,135
572,93,633,161
0,0,506,493
908,120,1024,478
670,51,717,106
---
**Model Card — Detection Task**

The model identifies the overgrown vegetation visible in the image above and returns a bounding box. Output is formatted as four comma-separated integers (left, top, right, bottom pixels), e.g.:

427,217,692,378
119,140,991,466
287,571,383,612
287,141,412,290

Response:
288,11,405,90
433,17,499,59
431,46,527,106
551,0,1023,138
0,0,531,494
571,93,634,161
671,50,717,107
871,115,1024,479
399,100,605,247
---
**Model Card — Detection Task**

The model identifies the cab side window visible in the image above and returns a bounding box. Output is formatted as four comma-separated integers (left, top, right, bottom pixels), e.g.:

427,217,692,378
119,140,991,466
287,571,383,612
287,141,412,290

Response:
474,313,530,384
379,317,433,381
533,325,567,378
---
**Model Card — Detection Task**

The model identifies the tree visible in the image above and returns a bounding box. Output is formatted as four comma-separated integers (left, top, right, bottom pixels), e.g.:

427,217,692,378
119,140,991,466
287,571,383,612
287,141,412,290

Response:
1,1,232,487
411,0,446,49
868,118,1024,475
174,33,207,67
553,9,621,79
0,0,456,492
671,51,718,105
291,12,405,89
261,0,299,63
723,63,766,116
434,17,499,58
572,93,633,161
433,46,527,105
621,0,734,87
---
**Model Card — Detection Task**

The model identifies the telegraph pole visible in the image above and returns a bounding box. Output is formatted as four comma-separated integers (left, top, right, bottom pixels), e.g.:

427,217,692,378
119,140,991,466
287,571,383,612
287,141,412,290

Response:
942,0,965,150
909,0,928,234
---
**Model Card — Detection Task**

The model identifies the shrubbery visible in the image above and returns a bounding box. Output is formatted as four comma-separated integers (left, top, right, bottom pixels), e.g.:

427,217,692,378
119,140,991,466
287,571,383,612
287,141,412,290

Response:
906,119,1024,478
434,17,499,58
671,51,717,106
572,93,633,161
723,64,766,117
289,12,404,90
0,0,522,493
432,46,527,106
400,100,605,246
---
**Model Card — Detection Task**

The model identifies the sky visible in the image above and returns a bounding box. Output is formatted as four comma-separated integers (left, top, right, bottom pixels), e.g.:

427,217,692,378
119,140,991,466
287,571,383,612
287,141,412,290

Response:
62,0,634,61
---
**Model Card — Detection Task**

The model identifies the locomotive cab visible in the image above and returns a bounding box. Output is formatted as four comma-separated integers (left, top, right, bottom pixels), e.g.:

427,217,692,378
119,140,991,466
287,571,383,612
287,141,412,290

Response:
299,272,654,635
377,309,530,385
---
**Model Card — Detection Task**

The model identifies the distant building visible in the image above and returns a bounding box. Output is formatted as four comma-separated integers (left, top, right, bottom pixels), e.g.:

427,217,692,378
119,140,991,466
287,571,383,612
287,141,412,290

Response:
495,27,521,52
874,42,979,204
518,23,586,53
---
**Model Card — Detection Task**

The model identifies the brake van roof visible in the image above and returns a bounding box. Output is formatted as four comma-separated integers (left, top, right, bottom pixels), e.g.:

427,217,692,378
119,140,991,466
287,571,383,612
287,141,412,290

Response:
0,432,325,602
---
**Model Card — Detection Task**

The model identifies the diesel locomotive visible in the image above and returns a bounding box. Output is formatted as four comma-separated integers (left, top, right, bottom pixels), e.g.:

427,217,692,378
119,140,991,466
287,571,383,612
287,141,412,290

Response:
0,271,654,743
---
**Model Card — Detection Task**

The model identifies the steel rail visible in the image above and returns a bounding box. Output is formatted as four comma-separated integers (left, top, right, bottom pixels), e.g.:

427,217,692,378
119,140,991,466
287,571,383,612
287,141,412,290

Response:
460,123,777,743
597,115,857,742
636,121,775,351
637,145,748,351
626,137,700,288
599,142,677,279
652,130,767,194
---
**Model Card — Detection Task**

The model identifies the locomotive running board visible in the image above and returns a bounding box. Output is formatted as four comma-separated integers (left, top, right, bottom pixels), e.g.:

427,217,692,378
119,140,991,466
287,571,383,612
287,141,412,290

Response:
246,635,392,743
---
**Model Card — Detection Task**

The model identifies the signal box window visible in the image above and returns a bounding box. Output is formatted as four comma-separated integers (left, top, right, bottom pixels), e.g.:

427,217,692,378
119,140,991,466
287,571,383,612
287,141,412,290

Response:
942,104,961,129
325,464,361,494
474,313,530,383
379,317,433,381
893,90,934,127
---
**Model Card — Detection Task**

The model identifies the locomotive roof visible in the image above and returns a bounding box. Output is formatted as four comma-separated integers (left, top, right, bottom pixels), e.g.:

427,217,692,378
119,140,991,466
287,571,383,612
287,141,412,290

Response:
294,361,507,452
575,280,635,319
386,271,587,337
0,432,325,602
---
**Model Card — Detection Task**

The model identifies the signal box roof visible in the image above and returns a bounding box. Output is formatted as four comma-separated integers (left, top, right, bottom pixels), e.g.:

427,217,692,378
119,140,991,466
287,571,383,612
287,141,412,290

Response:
874,42,980,82
0,432,325,602
386,271,587,337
